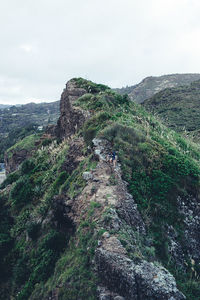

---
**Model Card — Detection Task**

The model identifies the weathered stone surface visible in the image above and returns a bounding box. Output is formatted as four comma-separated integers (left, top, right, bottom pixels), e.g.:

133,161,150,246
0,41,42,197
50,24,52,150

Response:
56,79,89,139
60,138,85,175
4,149,29,174
178,195,200,263
92,138,145,233
95,249,186,300
83,171,93,181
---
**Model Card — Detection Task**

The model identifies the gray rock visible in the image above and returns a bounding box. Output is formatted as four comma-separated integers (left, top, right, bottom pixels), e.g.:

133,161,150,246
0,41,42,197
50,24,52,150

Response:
99,294,111,300
82,171,93,181
95,248,186,300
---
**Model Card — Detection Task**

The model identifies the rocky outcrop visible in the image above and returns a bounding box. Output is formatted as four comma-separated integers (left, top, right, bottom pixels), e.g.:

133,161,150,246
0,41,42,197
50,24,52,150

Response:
4,149,29,174
62,137,185,299
96,249,185,300
178,195,200,264
56,79,89,139
91,139,185,300
60,137,85,175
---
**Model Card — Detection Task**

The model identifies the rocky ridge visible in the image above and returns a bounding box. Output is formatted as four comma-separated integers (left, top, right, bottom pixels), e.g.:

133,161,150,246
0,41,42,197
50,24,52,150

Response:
43,80,187,299
1,78,200,299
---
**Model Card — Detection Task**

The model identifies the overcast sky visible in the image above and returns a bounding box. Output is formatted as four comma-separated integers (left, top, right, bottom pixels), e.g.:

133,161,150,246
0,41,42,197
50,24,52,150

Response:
1,0,200,104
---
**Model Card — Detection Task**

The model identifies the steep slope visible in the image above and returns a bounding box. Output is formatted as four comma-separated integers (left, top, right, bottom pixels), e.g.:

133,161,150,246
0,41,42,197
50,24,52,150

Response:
115,73,200,103
143,80,200,142
0,78,200,300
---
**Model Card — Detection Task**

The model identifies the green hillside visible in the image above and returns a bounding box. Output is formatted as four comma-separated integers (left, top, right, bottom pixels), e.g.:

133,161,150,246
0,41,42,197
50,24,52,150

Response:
0,101,60,161
0,78,200,300
143,80,200,142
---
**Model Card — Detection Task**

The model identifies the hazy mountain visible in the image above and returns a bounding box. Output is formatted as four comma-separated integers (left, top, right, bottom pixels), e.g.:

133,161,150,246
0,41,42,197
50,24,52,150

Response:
0,104,12,109
115,73,200,103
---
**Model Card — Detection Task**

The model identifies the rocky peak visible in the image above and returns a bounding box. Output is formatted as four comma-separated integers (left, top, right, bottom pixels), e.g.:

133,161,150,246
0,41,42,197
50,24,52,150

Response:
56,79,89,139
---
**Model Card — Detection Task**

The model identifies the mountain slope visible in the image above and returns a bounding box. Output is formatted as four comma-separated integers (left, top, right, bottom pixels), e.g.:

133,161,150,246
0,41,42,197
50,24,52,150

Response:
0,78,200,300
0,101,60,136
115,73,200,103
143,80,200,142
0,101,60,161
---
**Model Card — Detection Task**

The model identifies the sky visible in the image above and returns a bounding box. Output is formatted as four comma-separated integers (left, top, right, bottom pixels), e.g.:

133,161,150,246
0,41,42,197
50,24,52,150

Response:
1,0,200,104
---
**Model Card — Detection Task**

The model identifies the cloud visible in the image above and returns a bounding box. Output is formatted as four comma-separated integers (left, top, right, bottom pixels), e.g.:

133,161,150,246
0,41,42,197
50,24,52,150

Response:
0,0,200,104
19,44,33,53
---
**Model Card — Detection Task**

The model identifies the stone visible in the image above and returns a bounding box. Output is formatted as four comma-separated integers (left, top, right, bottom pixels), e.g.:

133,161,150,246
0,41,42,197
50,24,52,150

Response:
95,249,186,300
82,171,93,181
56,79,88,139
99,294,111,300
102,232,110,239
5,149,29,174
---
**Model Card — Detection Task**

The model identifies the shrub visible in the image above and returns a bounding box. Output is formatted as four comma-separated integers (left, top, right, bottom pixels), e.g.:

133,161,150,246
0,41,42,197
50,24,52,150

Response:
41,138,52,147
10,176,33,209
13,255,30,287
27,222,40,240
83,127,97,146
21,158,35,175
52,171,69,193
0,171,20,189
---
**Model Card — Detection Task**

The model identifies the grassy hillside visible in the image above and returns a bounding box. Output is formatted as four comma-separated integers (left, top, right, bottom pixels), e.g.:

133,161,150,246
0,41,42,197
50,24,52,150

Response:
0,79,200,299
143,80,200,142
0,101,60,161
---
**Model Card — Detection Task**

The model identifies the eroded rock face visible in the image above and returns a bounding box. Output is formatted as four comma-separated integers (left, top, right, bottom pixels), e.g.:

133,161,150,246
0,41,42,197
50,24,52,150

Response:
90,139,186,300
4,149,29,174
178,195,200,262
96,248,185,300
60,137,85,175
56,79,89,139
63,137,185,299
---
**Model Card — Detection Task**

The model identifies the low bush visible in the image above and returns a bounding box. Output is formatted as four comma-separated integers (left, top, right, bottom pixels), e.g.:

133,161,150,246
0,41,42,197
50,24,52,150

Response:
0,171,20,189
27,222,40,240
10,176,33,209
21,158,36,175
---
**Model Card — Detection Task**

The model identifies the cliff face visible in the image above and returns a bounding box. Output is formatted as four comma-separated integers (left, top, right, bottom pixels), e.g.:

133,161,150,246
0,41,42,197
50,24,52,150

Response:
4,149,29,174
56,79,89,139
1,78,200,300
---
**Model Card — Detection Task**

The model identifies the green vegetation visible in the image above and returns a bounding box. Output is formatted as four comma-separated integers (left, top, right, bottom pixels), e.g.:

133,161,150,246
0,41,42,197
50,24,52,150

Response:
0,124,37,161
7,134,41,158
116,73,200,103
10,176,34,210
0,101,60,160
143,80,200,142
1,78,200,299
75,82,200,299
73,77,110,93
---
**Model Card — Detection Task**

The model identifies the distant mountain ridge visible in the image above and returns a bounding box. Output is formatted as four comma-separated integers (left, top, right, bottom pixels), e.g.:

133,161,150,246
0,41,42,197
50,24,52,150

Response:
0,104,12,109
115,73,200,103
0,100,60,135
